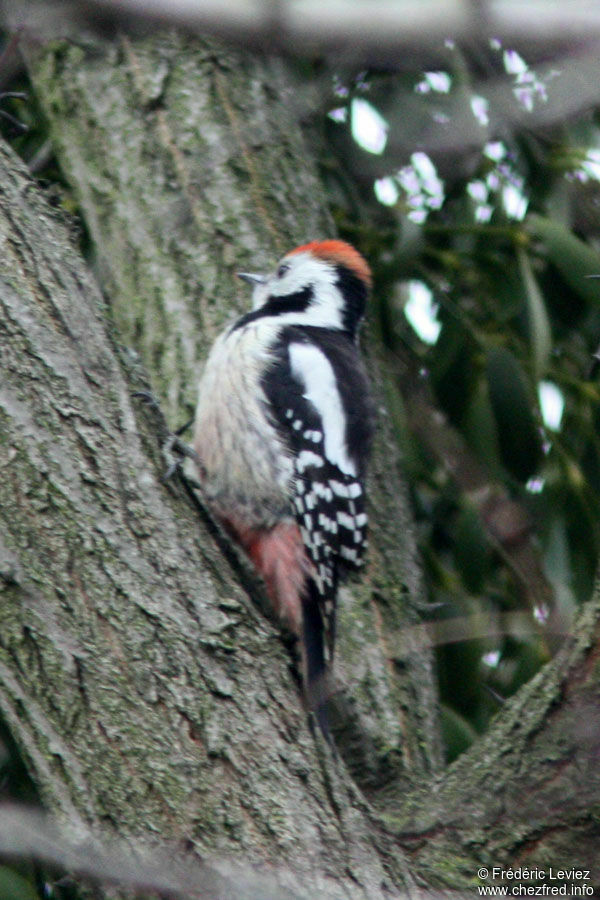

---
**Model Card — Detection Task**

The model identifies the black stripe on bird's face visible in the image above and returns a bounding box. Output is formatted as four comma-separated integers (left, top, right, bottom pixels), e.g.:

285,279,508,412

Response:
231,286,314,332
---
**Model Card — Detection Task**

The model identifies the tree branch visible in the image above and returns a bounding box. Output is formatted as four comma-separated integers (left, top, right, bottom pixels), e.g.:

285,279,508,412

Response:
390,584,600,887
4,0,600,62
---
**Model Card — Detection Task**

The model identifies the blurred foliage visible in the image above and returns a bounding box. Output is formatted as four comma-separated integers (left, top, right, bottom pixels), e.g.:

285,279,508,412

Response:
2,22,600,883
321,40,600,761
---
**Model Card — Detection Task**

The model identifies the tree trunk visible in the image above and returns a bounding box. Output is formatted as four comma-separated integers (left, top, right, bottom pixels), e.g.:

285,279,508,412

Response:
22,30,443,788
0,27,598,898
0,29,439,898
0,132,416,898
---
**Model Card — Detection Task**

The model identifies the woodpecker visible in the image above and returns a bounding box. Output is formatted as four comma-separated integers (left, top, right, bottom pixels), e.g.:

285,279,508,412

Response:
193,240,374,738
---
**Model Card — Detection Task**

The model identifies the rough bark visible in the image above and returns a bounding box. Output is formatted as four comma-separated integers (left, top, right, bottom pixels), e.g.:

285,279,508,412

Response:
0,137,415,898
0,28,441,899
22,30,443,790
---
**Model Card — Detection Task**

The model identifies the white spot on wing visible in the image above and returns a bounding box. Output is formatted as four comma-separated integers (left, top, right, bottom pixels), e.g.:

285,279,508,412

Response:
340,546,358,562
289,342,357,477
330,479,350,498
303,429,322,443
297,450,324,472
337,511,355,530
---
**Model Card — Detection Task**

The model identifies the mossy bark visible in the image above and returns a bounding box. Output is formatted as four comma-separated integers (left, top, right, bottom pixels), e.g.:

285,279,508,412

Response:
0,29,439,899
23,31,442,790
0,136,416,898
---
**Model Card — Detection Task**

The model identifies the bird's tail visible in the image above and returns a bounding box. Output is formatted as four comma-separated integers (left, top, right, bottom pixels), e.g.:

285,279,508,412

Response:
301,580,331,743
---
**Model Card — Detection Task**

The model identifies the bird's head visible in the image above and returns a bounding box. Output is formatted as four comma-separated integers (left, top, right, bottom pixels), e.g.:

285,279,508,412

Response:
238,240,371,338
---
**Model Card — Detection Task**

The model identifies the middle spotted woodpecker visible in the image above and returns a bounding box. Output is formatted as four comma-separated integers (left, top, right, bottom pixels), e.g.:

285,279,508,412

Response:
193,240,374,739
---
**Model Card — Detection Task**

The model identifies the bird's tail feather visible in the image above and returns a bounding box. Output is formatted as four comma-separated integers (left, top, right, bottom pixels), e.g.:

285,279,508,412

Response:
301,581,331,743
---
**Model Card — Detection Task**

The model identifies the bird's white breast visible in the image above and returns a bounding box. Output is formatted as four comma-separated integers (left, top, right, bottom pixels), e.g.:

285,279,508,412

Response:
193,321,294,527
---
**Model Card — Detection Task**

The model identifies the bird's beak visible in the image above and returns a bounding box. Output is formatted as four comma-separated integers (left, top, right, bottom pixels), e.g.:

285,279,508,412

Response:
237,272,267,286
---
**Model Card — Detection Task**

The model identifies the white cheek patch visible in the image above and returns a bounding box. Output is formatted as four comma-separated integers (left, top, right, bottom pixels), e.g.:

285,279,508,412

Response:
252,282,270,310
259,252,344,330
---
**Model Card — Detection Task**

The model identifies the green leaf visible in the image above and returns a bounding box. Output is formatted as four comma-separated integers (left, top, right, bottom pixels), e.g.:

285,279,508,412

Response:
486,347,542,481
440,703,479,761
0,867,39,900
462,378,502,475
527,213,600,305
454,505,490,593
517,247,552,380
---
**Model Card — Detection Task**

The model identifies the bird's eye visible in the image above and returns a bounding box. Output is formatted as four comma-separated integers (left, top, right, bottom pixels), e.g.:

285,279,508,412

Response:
277,263,290,279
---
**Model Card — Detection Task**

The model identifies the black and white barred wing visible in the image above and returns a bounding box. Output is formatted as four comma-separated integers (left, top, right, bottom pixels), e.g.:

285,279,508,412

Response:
288,341,368,582
262,329,373,666
264,334,370,584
